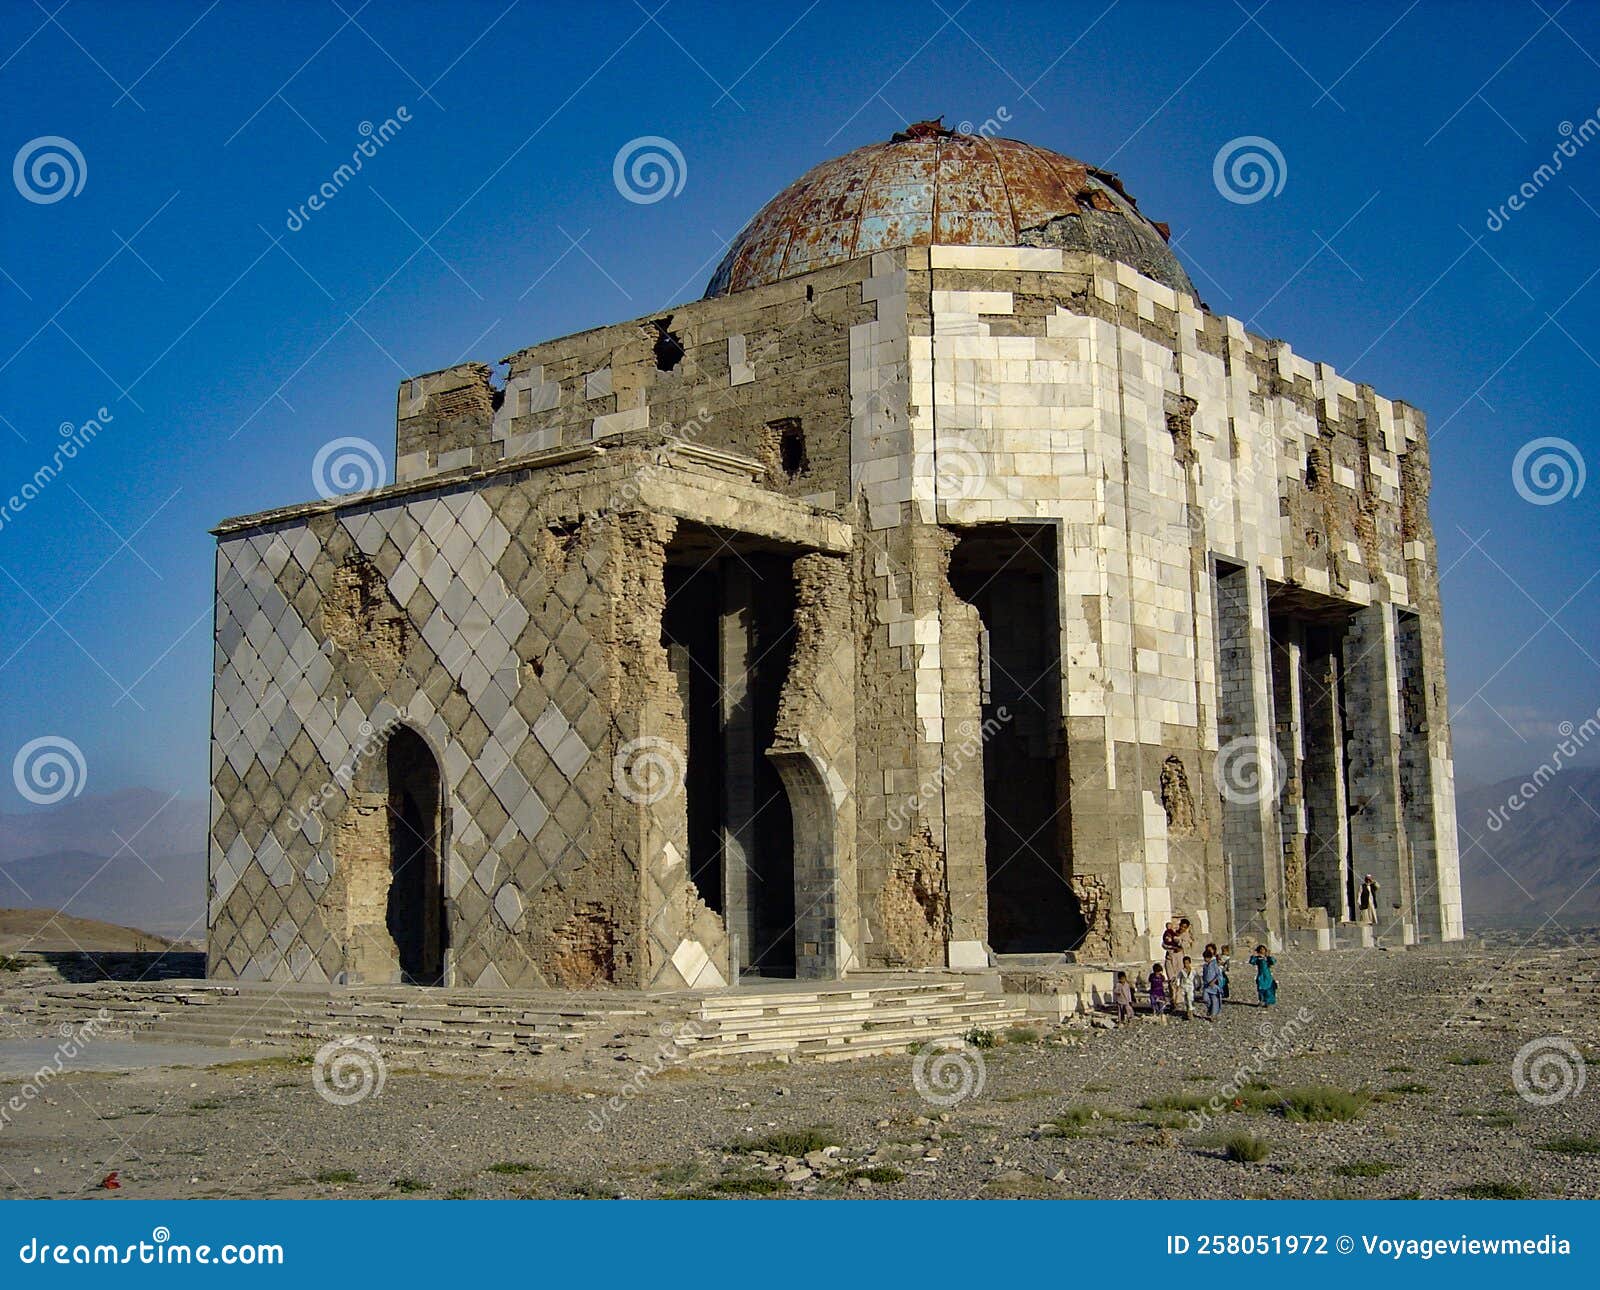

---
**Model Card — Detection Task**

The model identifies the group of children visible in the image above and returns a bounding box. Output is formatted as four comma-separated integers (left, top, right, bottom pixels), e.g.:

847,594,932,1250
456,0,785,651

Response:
1110,935,1279,1023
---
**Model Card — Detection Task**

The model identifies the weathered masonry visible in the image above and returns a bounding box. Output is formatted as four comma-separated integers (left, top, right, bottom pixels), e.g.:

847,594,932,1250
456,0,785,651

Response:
207,123,1463,989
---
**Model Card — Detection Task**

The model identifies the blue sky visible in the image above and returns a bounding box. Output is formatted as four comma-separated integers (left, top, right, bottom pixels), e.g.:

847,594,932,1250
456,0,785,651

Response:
1,0,1597,808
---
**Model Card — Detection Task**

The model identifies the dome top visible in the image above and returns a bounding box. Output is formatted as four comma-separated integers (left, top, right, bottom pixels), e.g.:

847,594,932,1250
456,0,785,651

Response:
705,120,1193,299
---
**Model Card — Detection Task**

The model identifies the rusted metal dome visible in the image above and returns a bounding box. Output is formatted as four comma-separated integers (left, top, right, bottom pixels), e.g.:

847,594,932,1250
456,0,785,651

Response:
705,121,1194,299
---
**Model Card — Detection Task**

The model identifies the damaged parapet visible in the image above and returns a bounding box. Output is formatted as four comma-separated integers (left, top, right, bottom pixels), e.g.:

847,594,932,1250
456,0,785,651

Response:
204,125,1462,992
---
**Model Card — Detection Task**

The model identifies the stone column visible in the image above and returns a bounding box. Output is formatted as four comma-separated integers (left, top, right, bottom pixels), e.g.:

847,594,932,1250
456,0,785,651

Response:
939,577,989,966
1341,602,1412,944
1214,563,1283,948
1301,629,1350,921
719,563,757,974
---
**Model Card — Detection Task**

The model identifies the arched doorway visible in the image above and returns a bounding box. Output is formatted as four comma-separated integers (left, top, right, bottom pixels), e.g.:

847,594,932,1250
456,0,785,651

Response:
333,724,447,985
385,727,445,984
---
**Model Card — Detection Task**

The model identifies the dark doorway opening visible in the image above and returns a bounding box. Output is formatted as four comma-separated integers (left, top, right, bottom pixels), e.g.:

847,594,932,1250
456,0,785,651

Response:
385,727,445,984
663,529,798,977
947,524,1082,953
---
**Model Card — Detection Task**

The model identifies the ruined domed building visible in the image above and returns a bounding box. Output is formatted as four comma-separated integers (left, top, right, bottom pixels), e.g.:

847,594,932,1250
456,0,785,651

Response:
207,124,1464,990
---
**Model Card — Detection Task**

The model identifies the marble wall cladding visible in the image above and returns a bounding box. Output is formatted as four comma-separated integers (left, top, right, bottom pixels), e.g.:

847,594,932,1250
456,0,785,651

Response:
209,483,616,987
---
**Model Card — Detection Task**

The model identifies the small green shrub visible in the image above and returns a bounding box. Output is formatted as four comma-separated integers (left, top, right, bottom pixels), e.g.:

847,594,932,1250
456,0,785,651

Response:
390,1177,428,1193
1387,1082,1431,1095
1446,1053,1491,1067
1457,1181,1528,1199
315,1169,358,1185
847,1166,904,1184
486,1161,540,1175
1223,1133,1271,1163
1333,1160,1398,1178
965,1028,999,1049
729,1128,839,1156
1140,1092,1214,1114
1384,1064,1414,1074
1537,1136,1600,1156
0,954,24,972
1272,1085,1369,1122
1006,1027,1040,1045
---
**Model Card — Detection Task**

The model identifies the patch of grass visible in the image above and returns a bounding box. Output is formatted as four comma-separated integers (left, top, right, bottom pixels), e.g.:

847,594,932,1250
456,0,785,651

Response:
444,1188,475,1200
0,954,25,972
1384,1064,1414,1074
1446,1053,1491,1066
1386,1082,1431,1095
1333,1160,1398,1178
1140,1092,1214,1114
1537,1135,1600,1156
1457,1181,1528,1199
1222,1133,1271,1163
710,1174,783,1196
1082,1083,1112,1093
729,1127,839,1156
1183,1073,1215,1083
846,1166,904,1184
965,1027,999,1049
1005,1027,1040,1045
1270,1085,1370,1123
560,1180,622,1200
486,1161,540,1175
390,1177,428,1193
315,1170,359,1185
188,1099,225,1111
652,1161,703,1187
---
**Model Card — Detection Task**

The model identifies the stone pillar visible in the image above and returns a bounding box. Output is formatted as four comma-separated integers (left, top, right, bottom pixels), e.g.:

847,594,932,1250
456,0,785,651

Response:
1301,629,1350,921
1271,624,1308,910
1214,564,1283,948
1341,602,1412,944
720,563,757,974
1397,610,1459,941
769,553,857,979
939,577,989,966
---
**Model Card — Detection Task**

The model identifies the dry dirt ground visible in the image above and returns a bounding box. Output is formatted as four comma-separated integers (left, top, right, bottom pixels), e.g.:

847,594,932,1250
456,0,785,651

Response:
1,934,1596,1200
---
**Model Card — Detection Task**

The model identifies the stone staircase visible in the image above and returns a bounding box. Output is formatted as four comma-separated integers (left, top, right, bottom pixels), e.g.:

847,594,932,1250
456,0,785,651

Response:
1,982,650,1067
1,976,1029,1070
681,979,1027,1062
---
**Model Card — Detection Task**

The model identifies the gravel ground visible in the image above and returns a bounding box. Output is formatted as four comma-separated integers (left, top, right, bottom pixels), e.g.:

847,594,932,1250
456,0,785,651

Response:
2,935,1597,1200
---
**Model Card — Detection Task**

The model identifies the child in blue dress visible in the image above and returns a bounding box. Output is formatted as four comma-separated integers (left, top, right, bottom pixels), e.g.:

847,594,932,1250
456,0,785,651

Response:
1249,945,1277,1006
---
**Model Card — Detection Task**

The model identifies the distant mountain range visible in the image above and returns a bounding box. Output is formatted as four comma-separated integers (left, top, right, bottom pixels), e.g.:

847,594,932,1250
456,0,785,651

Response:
2,767,1595,942
1455,766,1600,928
0,789,206,942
